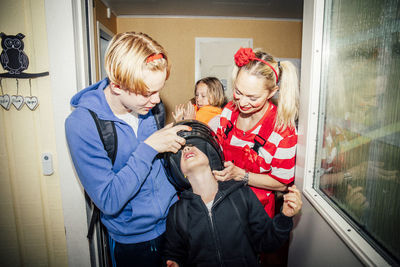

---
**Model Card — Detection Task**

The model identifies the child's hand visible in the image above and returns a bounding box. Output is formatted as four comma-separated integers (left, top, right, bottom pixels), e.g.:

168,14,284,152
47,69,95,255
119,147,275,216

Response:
281,185,302,217
172,104,185,122
184,102,196,120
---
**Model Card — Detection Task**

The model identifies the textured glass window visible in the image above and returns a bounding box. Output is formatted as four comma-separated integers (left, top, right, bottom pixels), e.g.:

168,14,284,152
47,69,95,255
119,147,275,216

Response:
314,0,400,264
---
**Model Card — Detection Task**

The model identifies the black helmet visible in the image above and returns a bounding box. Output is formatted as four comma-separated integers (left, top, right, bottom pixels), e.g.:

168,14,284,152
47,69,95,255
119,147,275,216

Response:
164,120,224,191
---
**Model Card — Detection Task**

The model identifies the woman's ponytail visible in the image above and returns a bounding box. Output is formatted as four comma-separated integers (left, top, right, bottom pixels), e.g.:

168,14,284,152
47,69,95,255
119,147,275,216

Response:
275,60,299,131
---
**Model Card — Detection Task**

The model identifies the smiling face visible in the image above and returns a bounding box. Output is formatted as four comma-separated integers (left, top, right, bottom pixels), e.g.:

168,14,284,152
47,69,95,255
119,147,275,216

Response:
233,70,276,115
195,82,210,108
180,144,209,176
118,68,166,115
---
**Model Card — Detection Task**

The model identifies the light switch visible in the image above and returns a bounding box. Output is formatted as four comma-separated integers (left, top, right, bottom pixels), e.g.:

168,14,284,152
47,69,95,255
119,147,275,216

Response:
42,153,54,176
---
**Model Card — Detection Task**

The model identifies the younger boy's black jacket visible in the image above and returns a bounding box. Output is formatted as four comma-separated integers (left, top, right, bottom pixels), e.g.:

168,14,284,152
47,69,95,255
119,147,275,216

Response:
163,180,293,267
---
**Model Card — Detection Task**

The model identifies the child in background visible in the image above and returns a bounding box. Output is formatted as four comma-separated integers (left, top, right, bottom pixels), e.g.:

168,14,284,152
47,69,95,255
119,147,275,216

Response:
173,77,225,130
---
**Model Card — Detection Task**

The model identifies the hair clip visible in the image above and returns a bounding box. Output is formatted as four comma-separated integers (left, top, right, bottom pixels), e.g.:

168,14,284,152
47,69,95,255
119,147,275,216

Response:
146,53,164,63
111,82,120,89
234,47,279,83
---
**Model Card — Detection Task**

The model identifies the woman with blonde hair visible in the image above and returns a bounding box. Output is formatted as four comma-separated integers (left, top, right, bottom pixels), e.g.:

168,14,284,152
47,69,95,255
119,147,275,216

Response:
214,47,299,219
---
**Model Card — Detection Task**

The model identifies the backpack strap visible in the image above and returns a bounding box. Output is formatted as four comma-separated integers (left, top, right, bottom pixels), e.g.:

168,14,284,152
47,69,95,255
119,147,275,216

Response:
85,109,116,266
152,101,166,130
89,110,118,165
87,110,117,241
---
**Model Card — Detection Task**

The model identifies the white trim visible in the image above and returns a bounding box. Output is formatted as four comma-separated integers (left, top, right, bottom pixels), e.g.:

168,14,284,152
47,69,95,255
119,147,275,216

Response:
303,189,389,266
301,0,390,266
44,0,91,266
74,0,92,89
117,15,302,21
87,0,97,85
302,0,323,191
96,21,114,80
97,21,114,39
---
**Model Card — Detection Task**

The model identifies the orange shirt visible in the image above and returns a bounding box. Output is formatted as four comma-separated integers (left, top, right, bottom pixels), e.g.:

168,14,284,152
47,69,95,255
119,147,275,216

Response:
195,105,222,124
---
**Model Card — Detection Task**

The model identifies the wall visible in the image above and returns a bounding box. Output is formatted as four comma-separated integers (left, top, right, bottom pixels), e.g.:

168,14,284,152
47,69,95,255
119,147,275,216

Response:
94,0,117,33
0,0,67,266
288,0,363,266
117,17,302,122
93,0,117,80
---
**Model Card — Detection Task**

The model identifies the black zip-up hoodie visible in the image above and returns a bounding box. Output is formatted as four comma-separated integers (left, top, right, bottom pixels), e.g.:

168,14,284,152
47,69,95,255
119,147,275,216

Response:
163,180,293,267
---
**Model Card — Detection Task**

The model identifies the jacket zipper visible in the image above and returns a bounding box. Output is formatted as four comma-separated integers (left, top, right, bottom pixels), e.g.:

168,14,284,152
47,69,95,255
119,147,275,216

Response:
208,196,224,267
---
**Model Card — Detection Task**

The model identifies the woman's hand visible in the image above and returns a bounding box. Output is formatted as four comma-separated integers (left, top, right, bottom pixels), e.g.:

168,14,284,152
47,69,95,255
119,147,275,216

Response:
281,185,302,217
144,123,191,153
172,104,185,122
213,161,245,182
166,260,179,267
184,101,196,120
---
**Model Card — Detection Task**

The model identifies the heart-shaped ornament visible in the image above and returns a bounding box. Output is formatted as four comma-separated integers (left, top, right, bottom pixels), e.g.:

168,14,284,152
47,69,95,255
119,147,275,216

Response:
0,94,11,110
24,96,39,111
11,95,25,110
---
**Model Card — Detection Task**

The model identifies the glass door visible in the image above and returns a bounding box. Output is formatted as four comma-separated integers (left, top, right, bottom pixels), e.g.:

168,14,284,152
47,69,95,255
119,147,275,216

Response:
314,0,400,264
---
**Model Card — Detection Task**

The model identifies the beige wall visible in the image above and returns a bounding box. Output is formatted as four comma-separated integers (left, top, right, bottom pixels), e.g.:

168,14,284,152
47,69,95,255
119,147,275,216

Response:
93,0,117,80
117,17,302,122
94,0,117,33
0,0,67,265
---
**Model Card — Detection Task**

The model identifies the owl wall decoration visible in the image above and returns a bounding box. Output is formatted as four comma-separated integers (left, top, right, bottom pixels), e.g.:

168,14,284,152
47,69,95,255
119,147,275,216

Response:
0,32,29,74
0,32,49,111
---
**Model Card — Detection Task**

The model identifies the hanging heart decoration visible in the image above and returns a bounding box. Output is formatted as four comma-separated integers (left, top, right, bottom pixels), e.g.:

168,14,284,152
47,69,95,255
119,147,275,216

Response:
24,96,39,110
11,95,24,110
0,94,11,110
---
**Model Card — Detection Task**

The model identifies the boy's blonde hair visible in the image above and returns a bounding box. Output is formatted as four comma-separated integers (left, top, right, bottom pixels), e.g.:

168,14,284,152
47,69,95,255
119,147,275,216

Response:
195,77,225,107
232,49,299,131
105,32,170,95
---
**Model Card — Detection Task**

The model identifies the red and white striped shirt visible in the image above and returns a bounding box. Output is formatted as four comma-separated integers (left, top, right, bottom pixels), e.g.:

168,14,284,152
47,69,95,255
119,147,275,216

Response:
217,101,297,217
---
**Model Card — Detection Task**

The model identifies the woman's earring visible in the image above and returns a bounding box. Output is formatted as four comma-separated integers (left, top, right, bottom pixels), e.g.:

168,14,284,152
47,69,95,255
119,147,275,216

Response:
184,175,187,179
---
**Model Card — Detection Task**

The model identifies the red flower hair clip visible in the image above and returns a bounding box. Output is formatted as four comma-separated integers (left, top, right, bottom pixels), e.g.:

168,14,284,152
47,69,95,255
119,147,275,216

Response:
234,47,256,67
234,47,279,83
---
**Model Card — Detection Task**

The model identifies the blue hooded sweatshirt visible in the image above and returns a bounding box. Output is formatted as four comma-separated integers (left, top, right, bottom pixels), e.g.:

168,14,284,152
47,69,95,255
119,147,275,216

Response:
65,78,177,244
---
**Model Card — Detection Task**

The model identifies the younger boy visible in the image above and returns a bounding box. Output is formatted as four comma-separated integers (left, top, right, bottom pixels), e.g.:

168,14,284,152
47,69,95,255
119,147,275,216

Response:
163,121,302,267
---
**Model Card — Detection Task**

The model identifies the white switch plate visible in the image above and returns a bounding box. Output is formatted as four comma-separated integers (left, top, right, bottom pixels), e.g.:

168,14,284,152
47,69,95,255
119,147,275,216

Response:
42,153,54,176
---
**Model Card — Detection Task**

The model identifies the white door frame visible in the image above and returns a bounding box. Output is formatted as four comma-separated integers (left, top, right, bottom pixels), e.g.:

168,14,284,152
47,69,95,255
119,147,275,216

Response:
194,37,253,83
97,21,114,80
44,0,92,265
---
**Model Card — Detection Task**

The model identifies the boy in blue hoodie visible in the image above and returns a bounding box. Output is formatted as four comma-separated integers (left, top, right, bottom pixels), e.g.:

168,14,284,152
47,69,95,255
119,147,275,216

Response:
65,32,190,267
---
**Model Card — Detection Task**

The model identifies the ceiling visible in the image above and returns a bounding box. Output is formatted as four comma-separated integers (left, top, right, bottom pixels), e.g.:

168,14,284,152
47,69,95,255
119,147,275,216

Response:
101,0,304,19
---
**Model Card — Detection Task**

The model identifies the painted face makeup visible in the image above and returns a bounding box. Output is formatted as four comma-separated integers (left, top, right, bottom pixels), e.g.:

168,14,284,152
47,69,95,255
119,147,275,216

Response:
233,70,269,115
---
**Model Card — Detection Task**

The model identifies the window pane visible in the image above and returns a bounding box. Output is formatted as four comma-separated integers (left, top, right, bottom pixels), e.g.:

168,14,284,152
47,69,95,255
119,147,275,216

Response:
315,0,400,263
